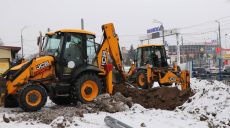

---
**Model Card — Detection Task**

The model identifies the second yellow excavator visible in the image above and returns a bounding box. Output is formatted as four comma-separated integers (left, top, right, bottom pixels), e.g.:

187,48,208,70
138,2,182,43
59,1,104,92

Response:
128,44,190,90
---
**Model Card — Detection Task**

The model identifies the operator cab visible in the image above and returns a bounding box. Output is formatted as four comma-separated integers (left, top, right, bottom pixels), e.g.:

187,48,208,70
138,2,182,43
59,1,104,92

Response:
136,44,168,68
40,29,98,80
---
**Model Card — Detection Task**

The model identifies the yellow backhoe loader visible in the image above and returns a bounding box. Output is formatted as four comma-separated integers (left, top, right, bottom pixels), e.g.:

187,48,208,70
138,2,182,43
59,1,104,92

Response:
128,44,190,90
0,23,126,111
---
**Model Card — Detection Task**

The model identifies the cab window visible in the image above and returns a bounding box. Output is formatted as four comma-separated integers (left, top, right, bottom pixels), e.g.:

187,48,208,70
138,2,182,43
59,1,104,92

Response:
86,35,97,65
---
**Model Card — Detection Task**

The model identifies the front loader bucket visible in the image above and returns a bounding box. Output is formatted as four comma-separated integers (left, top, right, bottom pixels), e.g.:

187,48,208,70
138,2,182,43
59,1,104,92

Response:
0,76,6,106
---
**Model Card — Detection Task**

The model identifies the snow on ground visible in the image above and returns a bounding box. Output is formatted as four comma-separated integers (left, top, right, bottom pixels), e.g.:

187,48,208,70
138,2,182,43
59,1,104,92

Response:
180,79,230,127
72,104,207,128
0,78,229,128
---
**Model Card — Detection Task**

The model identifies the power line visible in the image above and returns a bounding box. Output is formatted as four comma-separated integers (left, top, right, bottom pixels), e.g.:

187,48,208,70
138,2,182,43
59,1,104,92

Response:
179,15,230,30
217,16,230,21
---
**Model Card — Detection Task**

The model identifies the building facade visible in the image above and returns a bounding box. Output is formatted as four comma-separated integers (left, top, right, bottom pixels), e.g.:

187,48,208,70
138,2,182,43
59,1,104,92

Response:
0,46,21,74
167,44,219,65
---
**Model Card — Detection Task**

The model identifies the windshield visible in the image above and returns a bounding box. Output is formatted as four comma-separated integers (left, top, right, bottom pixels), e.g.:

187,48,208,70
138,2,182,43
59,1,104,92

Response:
137,46,168,67
42,34,62,56
86,35,97,64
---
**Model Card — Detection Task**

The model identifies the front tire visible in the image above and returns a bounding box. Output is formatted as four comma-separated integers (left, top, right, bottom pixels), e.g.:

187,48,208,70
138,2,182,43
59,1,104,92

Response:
74,73,102,103
136,70,148,89
18,85,47,112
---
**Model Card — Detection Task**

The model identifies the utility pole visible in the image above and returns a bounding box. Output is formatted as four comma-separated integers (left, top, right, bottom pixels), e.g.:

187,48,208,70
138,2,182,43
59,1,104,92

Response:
181,36,184,63
20,26,27,58
176,33,180,64
20,32,24,57
152,19,165,45
81,18,84,30
216,20,222,80
181,36,184,46
162,25,165,45
216,20,222,58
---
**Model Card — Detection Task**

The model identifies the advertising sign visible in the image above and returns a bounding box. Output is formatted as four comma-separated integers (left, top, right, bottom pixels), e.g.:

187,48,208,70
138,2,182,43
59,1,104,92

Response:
147,25,163,34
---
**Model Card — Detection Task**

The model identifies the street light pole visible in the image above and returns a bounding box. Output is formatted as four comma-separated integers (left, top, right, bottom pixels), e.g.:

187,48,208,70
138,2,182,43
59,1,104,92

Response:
153,19,165,45
20,26,27,57
215,20,222,80
162,25,165,45
215,21,222,58
225,34,228,48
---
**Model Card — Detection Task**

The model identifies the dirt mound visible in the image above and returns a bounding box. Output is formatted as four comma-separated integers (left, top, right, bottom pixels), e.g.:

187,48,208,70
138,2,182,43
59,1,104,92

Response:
113,83,192,110
5,93,132,125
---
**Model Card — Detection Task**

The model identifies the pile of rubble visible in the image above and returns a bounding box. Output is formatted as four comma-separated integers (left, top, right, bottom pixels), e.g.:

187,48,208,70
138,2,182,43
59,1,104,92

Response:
3,92,132,125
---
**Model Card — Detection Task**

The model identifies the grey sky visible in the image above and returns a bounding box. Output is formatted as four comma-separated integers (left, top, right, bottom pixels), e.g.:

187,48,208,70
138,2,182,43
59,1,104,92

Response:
0,0,230,56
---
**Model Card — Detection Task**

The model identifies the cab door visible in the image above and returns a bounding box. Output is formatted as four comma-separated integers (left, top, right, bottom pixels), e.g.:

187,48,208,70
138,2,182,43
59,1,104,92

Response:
61,33,84,77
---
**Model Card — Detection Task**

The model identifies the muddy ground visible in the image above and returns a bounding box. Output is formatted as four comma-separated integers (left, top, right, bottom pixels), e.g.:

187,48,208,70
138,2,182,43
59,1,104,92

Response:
2,84,192,126
3,93,132,125
113,83,193,110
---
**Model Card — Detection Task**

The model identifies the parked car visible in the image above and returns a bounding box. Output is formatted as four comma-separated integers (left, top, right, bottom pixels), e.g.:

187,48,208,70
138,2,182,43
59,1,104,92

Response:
222,65,230,71
206,67,219,74
192,67,208,78
214,68,230,80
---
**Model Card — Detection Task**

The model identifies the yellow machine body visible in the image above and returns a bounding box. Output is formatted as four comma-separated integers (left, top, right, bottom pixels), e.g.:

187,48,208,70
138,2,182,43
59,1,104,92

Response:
131,44,190,90
6,56,55,94
0,23,127,111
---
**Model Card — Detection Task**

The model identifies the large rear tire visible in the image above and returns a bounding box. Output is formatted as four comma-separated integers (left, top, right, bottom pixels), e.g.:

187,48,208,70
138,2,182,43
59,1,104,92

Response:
74,73,102,103
18,85,47,112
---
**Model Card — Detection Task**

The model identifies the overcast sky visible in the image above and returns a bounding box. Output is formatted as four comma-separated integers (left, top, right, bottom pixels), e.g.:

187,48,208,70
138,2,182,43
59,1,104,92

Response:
0,0,230,56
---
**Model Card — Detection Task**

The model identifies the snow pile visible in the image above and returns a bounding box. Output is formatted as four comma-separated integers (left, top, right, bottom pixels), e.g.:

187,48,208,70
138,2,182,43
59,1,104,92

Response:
72,104,207,128
0,78,229,127
179,78,230,127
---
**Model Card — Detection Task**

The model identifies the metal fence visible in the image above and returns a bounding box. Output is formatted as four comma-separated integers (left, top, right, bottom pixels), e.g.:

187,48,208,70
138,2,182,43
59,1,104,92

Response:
181,60,230,85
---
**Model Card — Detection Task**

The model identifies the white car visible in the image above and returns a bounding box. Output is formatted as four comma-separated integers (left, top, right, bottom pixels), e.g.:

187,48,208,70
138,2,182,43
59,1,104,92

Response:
206,67,219,74
222,65,230,71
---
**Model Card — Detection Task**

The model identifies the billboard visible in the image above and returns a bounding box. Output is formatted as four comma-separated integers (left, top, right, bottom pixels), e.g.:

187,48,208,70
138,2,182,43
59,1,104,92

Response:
147,25,163,34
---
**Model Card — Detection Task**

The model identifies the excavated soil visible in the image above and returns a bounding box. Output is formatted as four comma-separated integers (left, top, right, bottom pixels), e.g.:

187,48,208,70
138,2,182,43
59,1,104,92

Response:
2,84,192,126
113,83,193,110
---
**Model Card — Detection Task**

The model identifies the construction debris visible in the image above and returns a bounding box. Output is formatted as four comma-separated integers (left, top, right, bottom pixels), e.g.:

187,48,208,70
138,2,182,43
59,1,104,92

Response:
104,116,133,128
9,92,132,124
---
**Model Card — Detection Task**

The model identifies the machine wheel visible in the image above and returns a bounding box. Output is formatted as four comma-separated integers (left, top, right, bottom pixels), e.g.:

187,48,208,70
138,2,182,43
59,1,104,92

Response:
4,94,19,108
75,73,102,103
18,85,47,112
136,70,148,89
50,96,72,105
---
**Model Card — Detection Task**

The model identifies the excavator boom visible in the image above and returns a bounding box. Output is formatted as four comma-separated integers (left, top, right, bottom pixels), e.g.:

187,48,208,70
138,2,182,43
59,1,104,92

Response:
97,23,126,80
